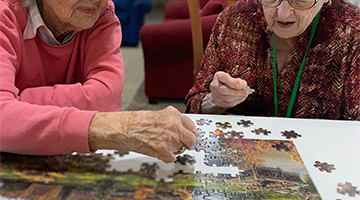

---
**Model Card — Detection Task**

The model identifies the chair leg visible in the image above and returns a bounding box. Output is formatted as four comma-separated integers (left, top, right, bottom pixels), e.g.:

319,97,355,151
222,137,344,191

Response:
148,98,158,104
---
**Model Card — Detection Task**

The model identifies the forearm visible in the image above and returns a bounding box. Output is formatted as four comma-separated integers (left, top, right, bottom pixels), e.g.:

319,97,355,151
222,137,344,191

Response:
19,78,123,112
0,100,94,155
88,111,157,152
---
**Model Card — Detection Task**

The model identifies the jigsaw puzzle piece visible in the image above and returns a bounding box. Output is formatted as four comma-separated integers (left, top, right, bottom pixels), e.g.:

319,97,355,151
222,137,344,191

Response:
237,119,254,127
337,182,360,197
281,130,302,139
314,161,335,172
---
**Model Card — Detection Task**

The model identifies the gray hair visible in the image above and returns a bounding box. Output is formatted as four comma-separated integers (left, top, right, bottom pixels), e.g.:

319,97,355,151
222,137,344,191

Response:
21,0,35,7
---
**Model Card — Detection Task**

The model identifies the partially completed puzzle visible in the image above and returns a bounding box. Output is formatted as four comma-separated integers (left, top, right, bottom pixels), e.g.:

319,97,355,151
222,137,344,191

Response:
0,118,326,199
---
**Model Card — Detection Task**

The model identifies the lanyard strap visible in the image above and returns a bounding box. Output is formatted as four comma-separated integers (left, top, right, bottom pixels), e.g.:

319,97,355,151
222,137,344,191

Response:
273,10,321,117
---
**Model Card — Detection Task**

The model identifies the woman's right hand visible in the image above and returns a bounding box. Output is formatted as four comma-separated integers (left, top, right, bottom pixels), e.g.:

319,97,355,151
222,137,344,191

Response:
88,106,197,163
209,71,250,109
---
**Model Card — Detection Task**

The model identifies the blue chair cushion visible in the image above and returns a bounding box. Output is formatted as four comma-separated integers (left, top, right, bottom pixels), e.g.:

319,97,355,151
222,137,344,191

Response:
114,1,132,10
115,11,129,25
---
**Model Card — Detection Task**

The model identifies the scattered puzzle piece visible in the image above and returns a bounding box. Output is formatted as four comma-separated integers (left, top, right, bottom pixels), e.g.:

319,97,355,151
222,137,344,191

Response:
175,154,196,165
251,128,271,135
196,118,212,126
314,161,335,172
225,130,244,139
337,182,360,197
237,119,254,127
281,130,302,139
215,122,232,129
272,141,291,151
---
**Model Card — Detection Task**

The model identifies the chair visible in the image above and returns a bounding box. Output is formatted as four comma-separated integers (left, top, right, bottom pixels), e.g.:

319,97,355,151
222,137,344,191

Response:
188,0,236,81
140,0,228,103
187,0,204,83
113,0,152,46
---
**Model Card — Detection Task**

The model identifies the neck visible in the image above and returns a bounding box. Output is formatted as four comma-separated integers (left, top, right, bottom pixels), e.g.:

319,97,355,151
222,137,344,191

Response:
272,35,297,53
37,0,71,40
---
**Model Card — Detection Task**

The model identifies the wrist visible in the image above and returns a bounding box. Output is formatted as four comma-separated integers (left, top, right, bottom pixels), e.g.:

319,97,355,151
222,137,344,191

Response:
200,93,228,114
88,112,130,152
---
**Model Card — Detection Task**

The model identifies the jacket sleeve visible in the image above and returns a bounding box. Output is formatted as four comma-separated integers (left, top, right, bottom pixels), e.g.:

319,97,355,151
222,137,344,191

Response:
342,30,360,120
0,1,96,155
184,10,227,113
18,2,124,112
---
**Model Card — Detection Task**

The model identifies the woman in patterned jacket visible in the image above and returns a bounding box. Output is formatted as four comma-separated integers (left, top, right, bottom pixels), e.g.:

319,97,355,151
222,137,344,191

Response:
185,0,360,120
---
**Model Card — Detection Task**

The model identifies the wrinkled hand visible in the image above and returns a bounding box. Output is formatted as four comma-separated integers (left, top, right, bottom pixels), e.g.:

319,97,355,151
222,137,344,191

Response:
210,71,249,109
88,106,197,163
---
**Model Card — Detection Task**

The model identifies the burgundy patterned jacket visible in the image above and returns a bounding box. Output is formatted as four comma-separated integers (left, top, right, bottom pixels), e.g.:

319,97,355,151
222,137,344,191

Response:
184,0,360,120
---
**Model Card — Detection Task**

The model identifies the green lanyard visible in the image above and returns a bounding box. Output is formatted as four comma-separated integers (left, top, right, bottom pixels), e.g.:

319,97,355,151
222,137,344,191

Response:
273,11,321,117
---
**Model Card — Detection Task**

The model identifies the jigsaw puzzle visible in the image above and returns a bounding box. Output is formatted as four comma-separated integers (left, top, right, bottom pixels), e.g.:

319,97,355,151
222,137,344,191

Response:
0,118,324,200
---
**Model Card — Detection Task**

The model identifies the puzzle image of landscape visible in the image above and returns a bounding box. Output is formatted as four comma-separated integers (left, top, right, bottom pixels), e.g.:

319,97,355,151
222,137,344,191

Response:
0,139,321,199
0,119,322,200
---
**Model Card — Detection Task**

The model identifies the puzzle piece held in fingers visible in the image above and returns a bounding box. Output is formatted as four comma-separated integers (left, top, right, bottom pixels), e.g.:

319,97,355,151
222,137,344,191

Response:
242,85,255,94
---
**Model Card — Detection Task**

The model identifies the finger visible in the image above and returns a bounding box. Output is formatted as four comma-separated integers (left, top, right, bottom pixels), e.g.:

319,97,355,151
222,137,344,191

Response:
216,72,242,90
178,126,197,150
158,152,176,163
238,78,247,86
136,145,176,163
218,84,248,97
165,153,176,163
180,115,197,136
154,144,177,163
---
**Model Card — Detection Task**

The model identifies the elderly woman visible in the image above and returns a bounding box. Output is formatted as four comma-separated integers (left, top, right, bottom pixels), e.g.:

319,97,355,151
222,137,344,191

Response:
0,0,197,162
185,0,360,120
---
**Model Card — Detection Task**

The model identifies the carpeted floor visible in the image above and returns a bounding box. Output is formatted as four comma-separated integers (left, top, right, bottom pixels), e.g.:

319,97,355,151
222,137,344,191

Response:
120,6,186,112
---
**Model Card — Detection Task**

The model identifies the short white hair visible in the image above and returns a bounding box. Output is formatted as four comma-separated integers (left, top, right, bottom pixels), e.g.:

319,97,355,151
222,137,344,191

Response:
21,0,35,7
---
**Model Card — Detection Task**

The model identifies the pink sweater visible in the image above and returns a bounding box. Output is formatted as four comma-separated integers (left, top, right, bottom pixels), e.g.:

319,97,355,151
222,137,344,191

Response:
0,0,124,155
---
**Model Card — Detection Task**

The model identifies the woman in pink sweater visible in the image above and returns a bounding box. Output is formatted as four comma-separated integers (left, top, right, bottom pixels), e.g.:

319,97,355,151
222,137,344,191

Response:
0,0,196,163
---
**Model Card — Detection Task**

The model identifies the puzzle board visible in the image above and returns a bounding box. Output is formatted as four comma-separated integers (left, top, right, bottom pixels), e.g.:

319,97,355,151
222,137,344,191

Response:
0,114,359,200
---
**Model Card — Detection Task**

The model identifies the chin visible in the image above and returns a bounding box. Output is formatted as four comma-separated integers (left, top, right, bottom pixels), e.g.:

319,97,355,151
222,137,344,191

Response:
274,28,301,39
275,34,296,39
78,21,97,30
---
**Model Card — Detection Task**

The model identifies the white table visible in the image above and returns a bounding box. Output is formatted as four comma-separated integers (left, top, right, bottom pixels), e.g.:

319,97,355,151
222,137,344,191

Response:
99,114,360,200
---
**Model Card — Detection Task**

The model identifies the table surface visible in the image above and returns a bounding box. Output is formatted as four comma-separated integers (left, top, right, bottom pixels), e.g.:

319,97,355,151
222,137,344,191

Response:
0,114,359,200
185,114,360,200
105,114,360,199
